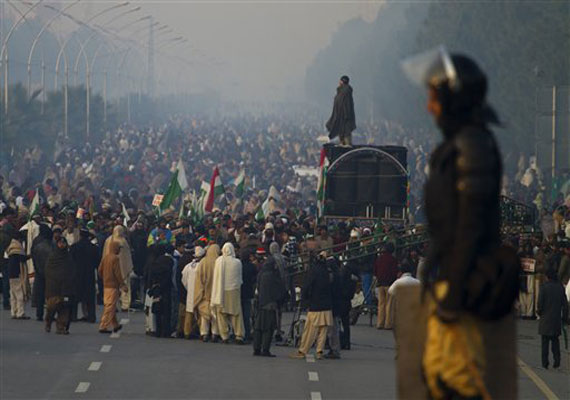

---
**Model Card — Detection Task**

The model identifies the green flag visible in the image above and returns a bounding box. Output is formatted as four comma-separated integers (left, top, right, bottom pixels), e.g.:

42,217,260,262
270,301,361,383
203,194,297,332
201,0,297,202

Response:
235,169,245,198
160,160,188,213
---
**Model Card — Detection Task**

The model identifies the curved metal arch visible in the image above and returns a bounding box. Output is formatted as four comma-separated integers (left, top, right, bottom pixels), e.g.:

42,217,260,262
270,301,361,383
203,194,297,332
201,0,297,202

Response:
327,147,408,177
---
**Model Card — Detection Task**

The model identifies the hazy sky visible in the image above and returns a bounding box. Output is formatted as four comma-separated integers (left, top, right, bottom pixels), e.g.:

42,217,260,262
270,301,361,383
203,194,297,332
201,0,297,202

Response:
136,1,381,100
42,0,383,101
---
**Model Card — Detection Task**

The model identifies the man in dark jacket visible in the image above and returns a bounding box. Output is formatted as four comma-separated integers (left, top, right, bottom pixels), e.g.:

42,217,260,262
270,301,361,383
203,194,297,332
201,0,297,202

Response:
44,237,76,334
130,220,148,304
537,268,569,369
374,242,398,329
326,75,356,146
70,229,100,323
31,224,53,321
149,245,174,338
339,260,358,350
0,207,17,310
290,253,334,360
241,249,258,342
253,256,286,357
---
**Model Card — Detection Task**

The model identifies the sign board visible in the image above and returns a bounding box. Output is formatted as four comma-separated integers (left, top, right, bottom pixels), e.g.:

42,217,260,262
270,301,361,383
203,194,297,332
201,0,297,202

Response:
152,195,164,207
520,257,536,273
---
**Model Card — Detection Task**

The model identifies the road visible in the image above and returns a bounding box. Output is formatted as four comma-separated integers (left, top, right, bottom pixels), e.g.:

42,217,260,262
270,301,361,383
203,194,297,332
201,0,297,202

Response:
0,306,568,399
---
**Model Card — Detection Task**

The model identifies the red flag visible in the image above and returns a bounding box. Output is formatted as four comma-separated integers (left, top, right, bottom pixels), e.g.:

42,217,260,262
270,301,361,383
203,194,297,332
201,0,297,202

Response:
205,166,223,212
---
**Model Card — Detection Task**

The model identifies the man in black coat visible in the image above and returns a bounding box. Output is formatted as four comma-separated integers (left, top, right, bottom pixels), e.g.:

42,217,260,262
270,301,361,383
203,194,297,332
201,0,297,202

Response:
31,224,53,321
537,268,569,369
326,75,356,146
253,256,286,357
70,229,100,323
130,220,148,304
241,249,258,343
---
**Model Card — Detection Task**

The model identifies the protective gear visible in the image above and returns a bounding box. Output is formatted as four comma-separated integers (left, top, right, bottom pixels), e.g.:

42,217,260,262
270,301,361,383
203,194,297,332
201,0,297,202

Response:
406,52,517,399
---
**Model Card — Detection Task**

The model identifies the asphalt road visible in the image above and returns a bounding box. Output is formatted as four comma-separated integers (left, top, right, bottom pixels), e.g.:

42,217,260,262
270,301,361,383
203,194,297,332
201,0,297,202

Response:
0,305,568,399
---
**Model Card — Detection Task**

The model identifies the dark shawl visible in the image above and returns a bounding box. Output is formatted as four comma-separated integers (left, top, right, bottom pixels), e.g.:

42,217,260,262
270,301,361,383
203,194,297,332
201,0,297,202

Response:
326,84,356,139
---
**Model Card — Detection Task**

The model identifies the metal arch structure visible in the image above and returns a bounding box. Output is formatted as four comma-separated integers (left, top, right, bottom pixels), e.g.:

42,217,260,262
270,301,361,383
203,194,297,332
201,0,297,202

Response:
1,0,45,115
327,146,408,177
26,0,81,99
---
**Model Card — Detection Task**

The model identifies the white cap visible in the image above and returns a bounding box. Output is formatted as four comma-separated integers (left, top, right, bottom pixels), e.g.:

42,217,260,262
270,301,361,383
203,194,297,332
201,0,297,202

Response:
265,222,274,231
195,246,205,258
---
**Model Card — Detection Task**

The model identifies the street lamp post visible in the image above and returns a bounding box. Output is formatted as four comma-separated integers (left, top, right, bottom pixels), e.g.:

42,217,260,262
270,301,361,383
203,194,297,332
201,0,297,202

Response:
1,0,44,115
53,2,130,137
27,0,81,100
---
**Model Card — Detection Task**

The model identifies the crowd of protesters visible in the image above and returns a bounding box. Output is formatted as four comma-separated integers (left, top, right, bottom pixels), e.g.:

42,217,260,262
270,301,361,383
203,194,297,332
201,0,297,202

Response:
1,113,569,359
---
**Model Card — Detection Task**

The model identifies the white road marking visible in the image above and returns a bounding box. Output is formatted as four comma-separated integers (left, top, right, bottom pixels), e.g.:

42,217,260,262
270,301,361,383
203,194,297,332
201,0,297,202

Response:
517,357,559,400
119,318,129,325
308,371,319,382
100,345,112,353
88,362,102,371
310,392,322,400
75,382,90,393
110,331,120,339
306,354,315,363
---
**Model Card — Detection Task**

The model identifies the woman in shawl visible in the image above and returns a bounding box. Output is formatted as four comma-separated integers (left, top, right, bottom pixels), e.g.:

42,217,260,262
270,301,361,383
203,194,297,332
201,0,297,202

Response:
44,237,75,334
103,225,134,311
211,242,245,344
193,244,221,342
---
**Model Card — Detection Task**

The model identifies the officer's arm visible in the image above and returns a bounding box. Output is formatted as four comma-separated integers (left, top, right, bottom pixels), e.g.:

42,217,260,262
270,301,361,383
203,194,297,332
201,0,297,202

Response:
439,132,499,318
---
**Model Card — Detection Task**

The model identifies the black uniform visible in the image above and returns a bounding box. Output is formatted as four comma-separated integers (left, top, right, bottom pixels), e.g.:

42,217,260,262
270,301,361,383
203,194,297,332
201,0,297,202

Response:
424,124,502,315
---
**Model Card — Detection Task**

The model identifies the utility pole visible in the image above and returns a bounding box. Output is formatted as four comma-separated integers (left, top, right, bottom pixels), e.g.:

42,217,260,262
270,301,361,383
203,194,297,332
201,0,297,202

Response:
551,85,556,179
147,16,155,98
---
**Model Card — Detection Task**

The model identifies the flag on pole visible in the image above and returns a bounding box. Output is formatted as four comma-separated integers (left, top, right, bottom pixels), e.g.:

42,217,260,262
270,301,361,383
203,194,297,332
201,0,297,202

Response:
28,189,40,221
316,148,329,218
205,166,224,213
255,186,279,221
160,160,189,213
121,202,131,226
234,169,246,198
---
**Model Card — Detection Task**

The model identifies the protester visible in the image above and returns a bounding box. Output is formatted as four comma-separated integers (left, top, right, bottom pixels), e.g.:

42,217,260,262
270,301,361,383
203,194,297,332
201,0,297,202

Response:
537,268,569,369
240,249,258,342
211,243,245,344
290,253,333,360
70,229,100,322
98,241,127,334
44,237,75,334
181,246,204,339
194,244,221,342
269,241,287,341
6,232,30,319
148,245,176,338
31,223,52,321
103,225,134,311
253,255,286,357
374,242,398,329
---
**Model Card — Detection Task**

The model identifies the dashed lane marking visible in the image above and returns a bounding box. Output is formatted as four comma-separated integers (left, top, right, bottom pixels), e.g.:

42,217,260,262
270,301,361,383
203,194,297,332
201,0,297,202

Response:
517,357,559,400
100,345,112,353
75,382,90,393
308,371,319,382
110,331,120,339
88,362,102,371
310,392,322,400
120,318,129,325
306,354,315,363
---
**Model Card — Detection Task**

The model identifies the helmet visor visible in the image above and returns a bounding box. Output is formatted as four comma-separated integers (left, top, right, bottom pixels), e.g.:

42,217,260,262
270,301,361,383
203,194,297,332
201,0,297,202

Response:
401,45,459,90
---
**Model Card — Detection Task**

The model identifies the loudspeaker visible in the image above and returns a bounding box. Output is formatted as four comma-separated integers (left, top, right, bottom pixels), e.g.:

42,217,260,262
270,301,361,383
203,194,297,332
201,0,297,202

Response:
323,144,408,219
